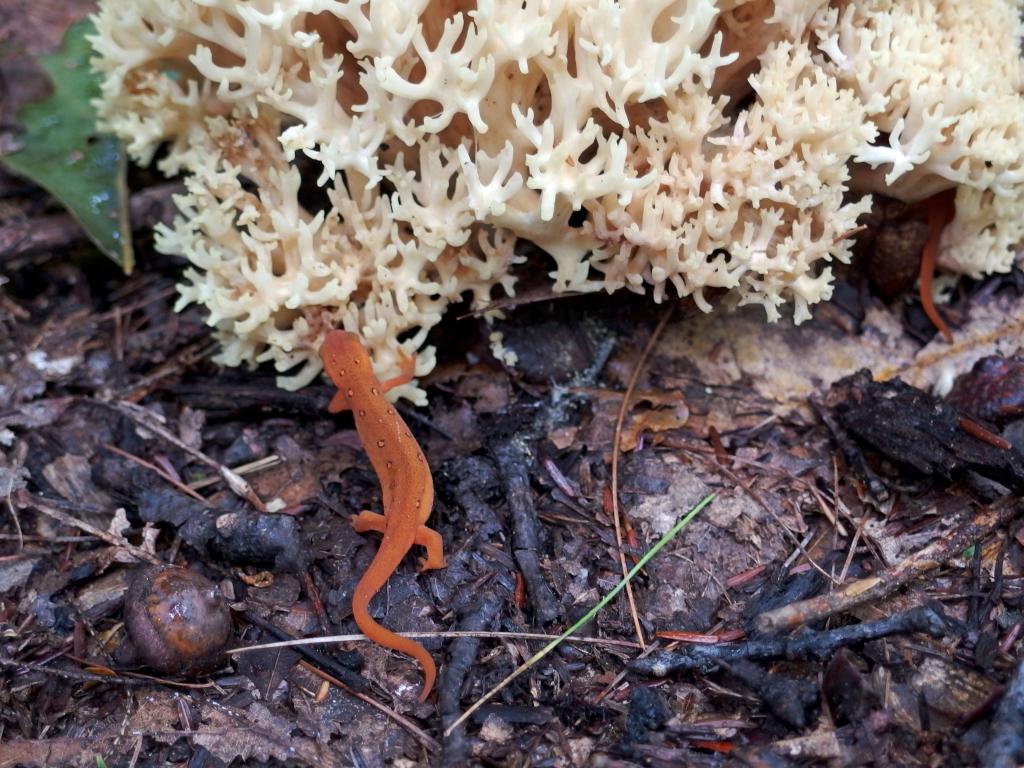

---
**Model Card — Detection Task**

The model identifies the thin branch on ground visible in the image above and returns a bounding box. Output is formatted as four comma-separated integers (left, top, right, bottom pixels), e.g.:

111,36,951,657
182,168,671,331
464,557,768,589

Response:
755,496,1021,634
630,603,955,676
101,399,269,513
228,630,643,657
103,443,209,503
611,306,675,651
1,468,24,551
14,490,162,565
187,455,283,491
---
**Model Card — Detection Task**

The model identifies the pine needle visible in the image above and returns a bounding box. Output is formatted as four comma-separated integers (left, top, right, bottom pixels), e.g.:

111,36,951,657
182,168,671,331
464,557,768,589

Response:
611,306,674,649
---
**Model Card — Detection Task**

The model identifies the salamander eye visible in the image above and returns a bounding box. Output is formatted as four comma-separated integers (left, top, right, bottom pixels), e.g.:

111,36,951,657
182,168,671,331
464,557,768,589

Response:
376,439,386,448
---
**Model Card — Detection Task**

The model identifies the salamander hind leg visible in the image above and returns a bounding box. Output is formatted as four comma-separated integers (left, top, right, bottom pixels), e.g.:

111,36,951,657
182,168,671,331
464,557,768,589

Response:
352,510,386,534
415,525,446,571
328,391,351,414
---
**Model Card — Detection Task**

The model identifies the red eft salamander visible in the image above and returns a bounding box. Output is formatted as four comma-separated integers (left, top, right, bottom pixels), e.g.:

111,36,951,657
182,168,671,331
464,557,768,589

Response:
320,330,445,702
917,188,957,344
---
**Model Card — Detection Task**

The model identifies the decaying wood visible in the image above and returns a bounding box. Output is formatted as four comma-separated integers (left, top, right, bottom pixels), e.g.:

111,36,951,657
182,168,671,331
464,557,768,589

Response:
632,603,954,676
755,496,1021,634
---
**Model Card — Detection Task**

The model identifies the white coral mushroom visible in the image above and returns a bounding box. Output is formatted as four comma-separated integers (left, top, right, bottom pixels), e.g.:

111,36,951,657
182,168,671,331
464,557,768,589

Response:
814,0,1024,276
90,0,1024,400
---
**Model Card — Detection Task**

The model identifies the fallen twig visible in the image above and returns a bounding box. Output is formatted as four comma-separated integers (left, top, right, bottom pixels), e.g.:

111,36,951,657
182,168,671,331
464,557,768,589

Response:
187,455,283,491
103,399,269,513
490,437,561,624
439,592,504,768
297,661,440,755
0,465,26,550
103,443,208,503
14,491,162,565
239,611,366,692
754,496,1021,634
229,629,643,656
0,655,156,687
630,603,955,677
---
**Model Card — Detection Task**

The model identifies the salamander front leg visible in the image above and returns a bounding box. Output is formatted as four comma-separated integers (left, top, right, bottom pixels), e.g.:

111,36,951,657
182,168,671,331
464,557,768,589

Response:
416,525,446,571
379,353,417,393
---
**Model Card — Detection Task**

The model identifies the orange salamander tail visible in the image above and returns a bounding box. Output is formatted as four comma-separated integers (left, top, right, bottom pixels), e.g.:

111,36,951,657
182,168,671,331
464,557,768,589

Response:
351,527,436,702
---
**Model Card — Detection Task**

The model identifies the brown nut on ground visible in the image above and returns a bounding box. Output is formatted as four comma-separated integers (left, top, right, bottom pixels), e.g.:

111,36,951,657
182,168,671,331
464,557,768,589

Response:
122,565,232,676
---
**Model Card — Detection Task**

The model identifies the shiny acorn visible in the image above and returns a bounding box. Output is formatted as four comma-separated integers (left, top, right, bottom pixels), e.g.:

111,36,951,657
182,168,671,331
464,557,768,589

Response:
121,565,233,676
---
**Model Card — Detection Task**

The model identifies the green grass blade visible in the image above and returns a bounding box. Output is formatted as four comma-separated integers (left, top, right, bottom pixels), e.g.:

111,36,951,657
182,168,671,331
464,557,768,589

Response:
444,492,715,735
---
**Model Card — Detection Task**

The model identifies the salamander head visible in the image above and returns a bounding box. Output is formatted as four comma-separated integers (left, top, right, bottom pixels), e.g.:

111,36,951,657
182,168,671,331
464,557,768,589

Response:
320,330,373,387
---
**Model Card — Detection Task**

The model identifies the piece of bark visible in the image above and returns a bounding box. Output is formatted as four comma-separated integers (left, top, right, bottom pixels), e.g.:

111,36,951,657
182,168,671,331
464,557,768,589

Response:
828,369,1024,493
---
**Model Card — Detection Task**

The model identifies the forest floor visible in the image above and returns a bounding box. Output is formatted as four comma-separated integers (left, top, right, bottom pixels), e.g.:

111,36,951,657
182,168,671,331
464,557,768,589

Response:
1,3,1023,767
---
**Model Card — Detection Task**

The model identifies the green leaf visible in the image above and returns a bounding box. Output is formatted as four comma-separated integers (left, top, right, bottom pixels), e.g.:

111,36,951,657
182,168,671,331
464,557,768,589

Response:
1,19,133,273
